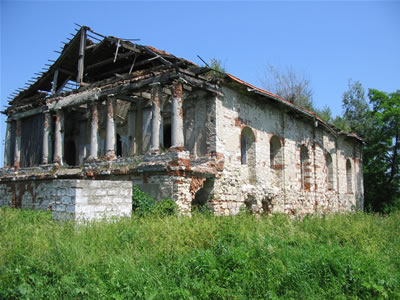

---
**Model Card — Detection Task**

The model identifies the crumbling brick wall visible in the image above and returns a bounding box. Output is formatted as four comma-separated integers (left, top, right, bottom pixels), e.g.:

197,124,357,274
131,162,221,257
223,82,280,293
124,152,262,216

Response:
211,86,363,216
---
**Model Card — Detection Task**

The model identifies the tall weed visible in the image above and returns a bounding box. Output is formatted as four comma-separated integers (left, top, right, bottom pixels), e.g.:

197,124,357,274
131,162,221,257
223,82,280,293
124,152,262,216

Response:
1,207,399,299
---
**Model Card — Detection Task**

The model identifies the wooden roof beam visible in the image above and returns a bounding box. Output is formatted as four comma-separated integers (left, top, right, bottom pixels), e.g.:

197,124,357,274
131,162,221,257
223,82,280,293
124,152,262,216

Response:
76,27,87,85
86,51,137,71
143,47,172,65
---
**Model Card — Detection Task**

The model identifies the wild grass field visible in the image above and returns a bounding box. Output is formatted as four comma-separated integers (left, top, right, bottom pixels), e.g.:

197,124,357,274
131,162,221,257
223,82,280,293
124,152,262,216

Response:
1,207,399,299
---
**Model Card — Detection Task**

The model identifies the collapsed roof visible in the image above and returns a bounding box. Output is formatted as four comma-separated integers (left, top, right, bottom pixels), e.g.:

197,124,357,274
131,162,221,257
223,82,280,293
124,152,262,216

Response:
6,25,200,109
4,25,361,142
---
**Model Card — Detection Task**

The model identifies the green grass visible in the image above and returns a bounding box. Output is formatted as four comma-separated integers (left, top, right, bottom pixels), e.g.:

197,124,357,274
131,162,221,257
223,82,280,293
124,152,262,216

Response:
1,208,399,299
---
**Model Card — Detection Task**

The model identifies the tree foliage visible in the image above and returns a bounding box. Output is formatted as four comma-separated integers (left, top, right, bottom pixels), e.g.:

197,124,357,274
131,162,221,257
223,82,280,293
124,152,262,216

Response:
261,65,314,111
203,58,226,80
208,58,226,73
362,89,400,212
340,81,400,212
342,80,370,137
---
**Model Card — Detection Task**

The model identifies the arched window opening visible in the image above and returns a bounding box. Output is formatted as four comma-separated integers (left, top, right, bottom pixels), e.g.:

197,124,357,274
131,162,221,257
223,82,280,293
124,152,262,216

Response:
300,145,311,191
326,153,334,190
241,127,255,165
270,136,283,188
240,127,256,183
346,159,353,193
116,134,122,157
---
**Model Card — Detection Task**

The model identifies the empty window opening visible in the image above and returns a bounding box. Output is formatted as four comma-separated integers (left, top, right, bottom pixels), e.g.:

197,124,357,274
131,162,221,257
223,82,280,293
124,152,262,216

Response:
192,178,214,212
300,145,311,191
163,123,171,149
8,121,16,166
116,134,122,157
326,153,334,190
270,136,283,188
51,115,56,162
65,140,76,166
64,110,82,166
241,127,256,183
346,159,353,193
241,127,255,165
21,114,44,167
162,101,172,150
241,134,247,164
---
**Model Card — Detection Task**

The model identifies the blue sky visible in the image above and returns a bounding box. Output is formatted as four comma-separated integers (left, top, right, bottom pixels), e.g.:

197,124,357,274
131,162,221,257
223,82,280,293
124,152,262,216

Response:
1,1,399,166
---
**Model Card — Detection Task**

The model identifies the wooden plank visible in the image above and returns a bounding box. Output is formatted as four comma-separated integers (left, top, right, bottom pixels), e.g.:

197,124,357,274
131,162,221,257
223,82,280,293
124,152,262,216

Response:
86,51,136,71
87,33,102,42
9,106,48,120
10,71,177,119
129,54,137,74
76,28,87,84
143,47,172,65
58,68,76,77
178,73,221,95
92,56,162,79
101,72,178,97
116,95,143,103
118,40,142,53
56,75,72,95
49,88,102,111
85,44,97,50
51,69,59,95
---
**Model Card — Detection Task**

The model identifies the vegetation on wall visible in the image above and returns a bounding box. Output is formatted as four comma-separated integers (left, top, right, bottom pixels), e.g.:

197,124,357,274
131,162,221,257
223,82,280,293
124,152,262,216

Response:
1,207,400,299
132,185,178,216
261,64,315,111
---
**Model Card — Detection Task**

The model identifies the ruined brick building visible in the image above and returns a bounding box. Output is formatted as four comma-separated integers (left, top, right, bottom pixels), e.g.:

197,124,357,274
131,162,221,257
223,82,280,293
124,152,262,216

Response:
0,26,364,220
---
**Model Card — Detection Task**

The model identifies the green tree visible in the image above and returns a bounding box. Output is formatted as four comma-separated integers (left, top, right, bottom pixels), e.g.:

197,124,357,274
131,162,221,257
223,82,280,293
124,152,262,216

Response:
342,79,370,137
330,115,351,132
208,58,226,73
203,57,226,80
314,105,333,123
261,65,314,111
363,89,400,212
340,81,399,212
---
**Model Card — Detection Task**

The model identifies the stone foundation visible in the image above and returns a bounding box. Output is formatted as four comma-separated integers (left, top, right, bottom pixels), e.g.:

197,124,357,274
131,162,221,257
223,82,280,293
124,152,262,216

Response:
0,179,132,222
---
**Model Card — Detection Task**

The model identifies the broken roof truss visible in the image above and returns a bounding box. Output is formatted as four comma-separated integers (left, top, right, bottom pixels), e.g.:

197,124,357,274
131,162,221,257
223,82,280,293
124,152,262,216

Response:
6,25,206,113
4,25,362,143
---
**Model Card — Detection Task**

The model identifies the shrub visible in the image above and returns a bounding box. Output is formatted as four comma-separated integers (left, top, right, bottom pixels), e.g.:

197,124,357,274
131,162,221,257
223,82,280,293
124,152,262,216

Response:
132,185,156,216
153,198,178,216
132,185,178,216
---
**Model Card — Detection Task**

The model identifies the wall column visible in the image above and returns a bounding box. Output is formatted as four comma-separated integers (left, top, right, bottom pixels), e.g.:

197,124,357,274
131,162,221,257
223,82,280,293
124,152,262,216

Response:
14,119,22,168
127,107,136,156
171,81,184,148
150,83,161,153
53,110,64,165
88,103,99,160
105,98,116,159
41,113,51,164
4,120,12,167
